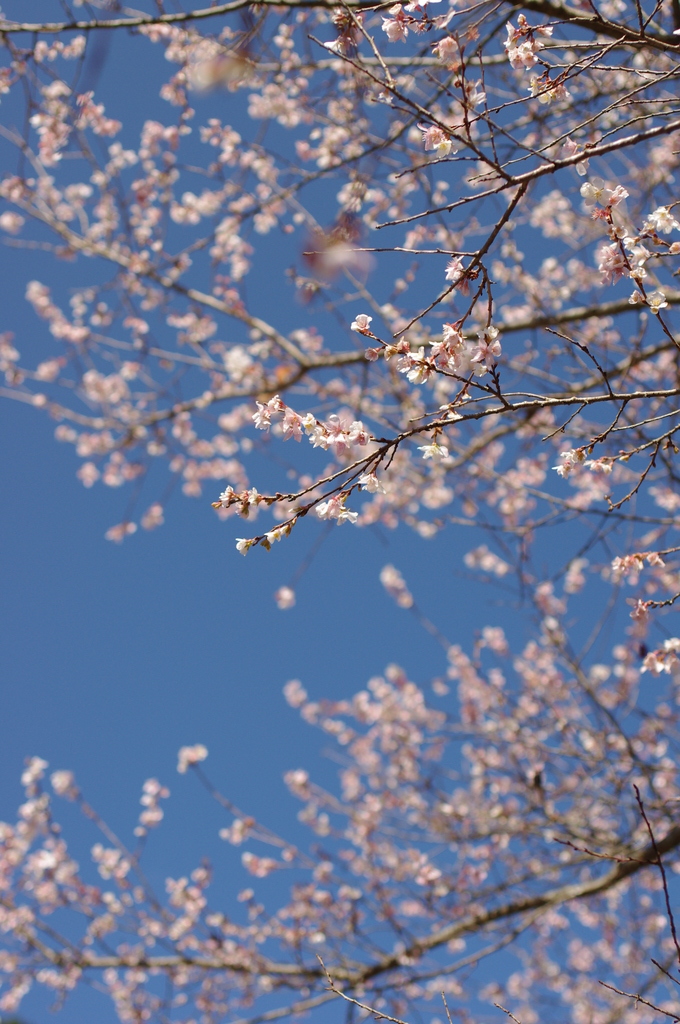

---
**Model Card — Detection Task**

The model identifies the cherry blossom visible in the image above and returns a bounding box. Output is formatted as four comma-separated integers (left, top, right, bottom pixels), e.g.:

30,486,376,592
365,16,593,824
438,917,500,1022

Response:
528,74,570,104
405,0,443,10
470,325,501,372
464,544,511,576
554,448,586,478
0,211,24,234
315,495,359,524
580,178,628,208
561,138,589,175
646,205,680,233
381,5,410,43
597,243,627,284
379,564,414,607
176,744,208,773
504,16,552,71
136,778,170,834
2,5,680,1022
444,257,465,284
274,585,296,609
350,314,373,333
641,638,680,674
647,289,668,314
50,770,77,799
433,36,459,67
418,441,449,459
418,124,454,157
398,346,432,384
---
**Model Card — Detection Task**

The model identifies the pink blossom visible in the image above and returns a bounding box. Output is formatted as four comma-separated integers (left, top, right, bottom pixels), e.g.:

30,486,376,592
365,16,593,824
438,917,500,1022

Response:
444,257,465,284
316,414,370,454
414,858,443,886
282,407,304,441
359,471,385,493
433,36,458,67
553,448,586,478
398,347,432,384
21,757,48,793
562,137,589,174
76,92,121,137
380,564,414,608
464,545,511,577
647,289,668,313
253,395,284,430
505,23,545,70
177,744,208,773
418,441,449,459
382,5,409,42
442,322,464,346
0,211,24,234
35,358,62,382
219,819,252,845
608,185,629,207
283,679,308,707
418,124,453,157
141,503,164,530
405,0,442,10
580,178,627,209
92,844,131,880
528,74,570,104
316,495,359,524
641,638,680,674
50,770,77,799
597,243,627,284
76,462,99,488
274,585,296,609
470,326,501,372
350,313,373,333
564,557,588,594
646,205,680,233
137,777,170,833
104,521,137,543
629,598,650,622
242,852,281,877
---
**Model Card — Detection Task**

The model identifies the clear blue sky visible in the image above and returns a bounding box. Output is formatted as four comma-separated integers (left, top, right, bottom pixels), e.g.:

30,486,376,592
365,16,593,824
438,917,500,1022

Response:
1,338,496,1024
0,8,573,1022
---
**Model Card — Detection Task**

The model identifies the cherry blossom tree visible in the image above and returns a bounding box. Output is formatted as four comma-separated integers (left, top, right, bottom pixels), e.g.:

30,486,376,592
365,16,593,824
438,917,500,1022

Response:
2,1,680,1022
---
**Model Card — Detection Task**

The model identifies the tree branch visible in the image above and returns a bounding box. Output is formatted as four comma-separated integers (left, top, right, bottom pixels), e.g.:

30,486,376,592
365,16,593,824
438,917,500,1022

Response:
28,823,680,983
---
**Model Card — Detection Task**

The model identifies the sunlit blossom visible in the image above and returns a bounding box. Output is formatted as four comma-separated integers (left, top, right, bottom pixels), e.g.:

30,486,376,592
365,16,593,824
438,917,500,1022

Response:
647,289,668,314
315,495,359,524
646,205,680,234
418,441,449,459
381,5,409,42
350,313,373,333
418,123,454,157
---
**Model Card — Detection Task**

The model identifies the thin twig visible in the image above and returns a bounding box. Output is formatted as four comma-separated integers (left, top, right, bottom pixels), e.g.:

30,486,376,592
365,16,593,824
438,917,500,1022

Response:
634,785,680,968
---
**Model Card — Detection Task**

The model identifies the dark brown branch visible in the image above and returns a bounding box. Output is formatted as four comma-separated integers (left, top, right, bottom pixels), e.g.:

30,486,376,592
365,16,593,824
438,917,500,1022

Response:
0,2,375,34
2,0,679,50
23,822,680,983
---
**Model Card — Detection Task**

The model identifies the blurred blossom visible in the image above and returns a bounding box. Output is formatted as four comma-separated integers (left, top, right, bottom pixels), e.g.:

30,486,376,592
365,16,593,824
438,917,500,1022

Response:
50,770,77,799
303,215,374,281
177,744,208,773
380,564,414,608
274,586,296,610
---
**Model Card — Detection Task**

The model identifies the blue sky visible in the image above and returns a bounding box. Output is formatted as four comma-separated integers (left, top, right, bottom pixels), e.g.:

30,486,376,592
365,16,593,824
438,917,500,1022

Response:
1,356,496,1024
0,6,620,1021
